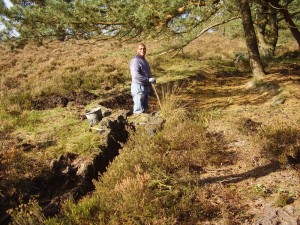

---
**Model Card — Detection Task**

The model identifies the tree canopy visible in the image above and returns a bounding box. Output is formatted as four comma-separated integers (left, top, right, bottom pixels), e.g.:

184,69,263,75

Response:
1,0,299,78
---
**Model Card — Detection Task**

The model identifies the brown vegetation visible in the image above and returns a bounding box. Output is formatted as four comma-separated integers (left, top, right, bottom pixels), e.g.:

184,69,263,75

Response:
1,33,300,224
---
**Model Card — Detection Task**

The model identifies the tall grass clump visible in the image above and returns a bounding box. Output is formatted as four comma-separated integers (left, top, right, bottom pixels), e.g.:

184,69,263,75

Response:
259,123,300,163
159,84,188,122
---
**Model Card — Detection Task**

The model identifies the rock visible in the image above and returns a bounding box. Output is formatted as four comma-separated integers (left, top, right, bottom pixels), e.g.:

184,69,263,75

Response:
128,112,165,137
85,107,103,126
99,105,112,117
72,157,95,177
49,153,78,177
146,114,165,137
93,109,130,134
252,204,300,225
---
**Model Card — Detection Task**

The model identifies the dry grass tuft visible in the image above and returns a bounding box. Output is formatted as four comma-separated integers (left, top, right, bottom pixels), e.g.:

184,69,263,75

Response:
160,85,188,122
196,184,250,224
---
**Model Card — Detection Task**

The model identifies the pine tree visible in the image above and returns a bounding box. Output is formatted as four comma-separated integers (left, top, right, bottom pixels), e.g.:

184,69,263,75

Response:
1,0,299,77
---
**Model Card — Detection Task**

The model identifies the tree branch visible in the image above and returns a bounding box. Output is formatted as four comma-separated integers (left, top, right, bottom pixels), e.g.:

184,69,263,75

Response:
196,16,240,37
162,16,240,57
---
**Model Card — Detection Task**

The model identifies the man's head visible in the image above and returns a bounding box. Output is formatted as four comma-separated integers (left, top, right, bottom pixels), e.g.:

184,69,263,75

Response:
136,43,146,58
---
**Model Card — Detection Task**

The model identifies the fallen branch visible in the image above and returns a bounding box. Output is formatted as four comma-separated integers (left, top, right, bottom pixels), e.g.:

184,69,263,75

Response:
217,176,243,183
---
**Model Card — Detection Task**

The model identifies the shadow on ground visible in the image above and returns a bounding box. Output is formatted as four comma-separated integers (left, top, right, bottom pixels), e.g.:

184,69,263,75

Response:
198,161,281,185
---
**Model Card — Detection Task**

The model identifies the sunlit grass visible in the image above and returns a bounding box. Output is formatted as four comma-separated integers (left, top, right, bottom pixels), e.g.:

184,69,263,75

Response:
10,107,104,158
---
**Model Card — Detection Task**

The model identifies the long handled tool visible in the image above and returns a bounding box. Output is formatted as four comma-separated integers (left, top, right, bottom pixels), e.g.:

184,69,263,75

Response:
151,83,162,109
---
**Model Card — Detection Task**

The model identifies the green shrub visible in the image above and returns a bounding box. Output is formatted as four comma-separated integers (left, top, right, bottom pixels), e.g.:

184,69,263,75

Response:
0,104,15,132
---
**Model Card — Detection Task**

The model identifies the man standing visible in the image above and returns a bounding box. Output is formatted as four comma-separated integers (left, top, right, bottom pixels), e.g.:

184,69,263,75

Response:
130,43,156,114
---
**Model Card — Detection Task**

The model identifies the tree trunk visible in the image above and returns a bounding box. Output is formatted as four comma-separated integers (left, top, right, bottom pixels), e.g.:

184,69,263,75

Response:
255,5,278,58
267,5,279,54
240,0,266,79
256,5,270,56
269,0,300,50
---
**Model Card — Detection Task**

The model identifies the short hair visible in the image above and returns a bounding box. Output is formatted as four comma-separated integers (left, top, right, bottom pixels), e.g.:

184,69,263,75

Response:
137,43,146,48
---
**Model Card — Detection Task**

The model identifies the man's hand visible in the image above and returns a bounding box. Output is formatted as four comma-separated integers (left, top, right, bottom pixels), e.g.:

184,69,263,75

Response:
149,77,156,84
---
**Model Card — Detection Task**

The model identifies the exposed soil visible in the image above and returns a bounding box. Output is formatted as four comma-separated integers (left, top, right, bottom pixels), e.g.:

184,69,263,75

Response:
32,90,137,113
99,92,133,111
32,90,98,110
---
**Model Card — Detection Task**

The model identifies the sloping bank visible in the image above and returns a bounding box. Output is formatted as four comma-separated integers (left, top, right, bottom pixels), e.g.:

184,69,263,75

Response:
2,106,164,225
